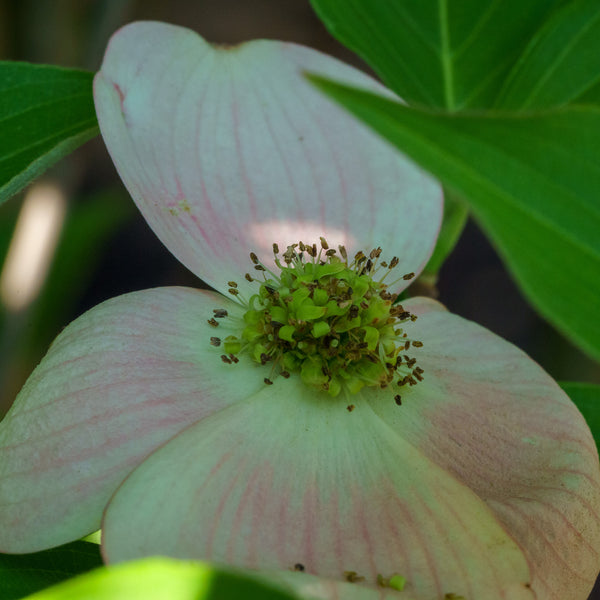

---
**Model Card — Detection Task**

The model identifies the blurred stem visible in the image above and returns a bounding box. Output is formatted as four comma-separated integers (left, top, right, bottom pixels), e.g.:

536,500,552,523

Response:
419,187,468,289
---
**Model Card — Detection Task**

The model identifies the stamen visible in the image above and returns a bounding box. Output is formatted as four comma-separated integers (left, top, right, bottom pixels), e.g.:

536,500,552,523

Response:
209,240,424,404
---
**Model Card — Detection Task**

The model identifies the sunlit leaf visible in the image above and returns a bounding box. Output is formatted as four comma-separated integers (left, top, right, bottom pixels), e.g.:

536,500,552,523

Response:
0,541,101,600
20,558,299,600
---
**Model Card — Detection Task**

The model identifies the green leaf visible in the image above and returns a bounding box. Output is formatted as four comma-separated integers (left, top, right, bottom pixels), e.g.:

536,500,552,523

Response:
495,0,600,109
308,76,600,361
20,557,300,600
422,187,468,278
0,62,99,206
310,0,564,110
0,541,102,600
561,382,600,449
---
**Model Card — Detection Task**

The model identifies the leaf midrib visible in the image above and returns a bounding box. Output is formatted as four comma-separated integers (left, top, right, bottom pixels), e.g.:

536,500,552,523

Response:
438,0,455,110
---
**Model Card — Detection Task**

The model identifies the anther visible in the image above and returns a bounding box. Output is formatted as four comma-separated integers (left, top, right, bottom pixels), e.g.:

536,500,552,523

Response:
273,243,279,254
220,355,232,364
245,273,254,282
281,370,291,378
207,318,219,327
404,341,410,350
250,252,259,264
404,356,417,368
347,404,355,412
264,378,273,385
254,265,266,271
229,354,239,364
339,245,348,260
228,281,238,288
228,288,239,295
394,395,402,406
320,237,329,249
412,340,423,347
213,309,228,318
210,337,221,346
260,353,269,365
403,272,415,280
389,257,399,269
294,563,305,572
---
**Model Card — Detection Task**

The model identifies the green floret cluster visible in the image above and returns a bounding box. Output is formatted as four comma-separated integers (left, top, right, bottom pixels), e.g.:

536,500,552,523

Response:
214,240,423,399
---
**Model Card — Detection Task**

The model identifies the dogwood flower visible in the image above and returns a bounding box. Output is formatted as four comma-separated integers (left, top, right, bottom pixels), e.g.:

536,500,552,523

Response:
1,21,599,600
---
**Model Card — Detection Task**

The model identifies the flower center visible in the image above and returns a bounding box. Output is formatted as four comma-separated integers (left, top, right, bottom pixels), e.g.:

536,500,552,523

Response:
209,239,424,402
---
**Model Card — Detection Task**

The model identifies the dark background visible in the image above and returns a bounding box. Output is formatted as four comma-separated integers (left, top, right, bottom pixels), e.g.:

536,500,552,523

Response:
0,0,598,596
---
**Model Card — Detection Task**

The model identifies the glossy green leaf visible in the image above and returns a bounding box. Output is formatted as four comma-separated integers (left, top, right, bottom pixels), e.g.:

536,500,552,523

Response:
308,76,600,360
0,62,98,206
21,558,299,600
310,0,564,110
0,541,102,600
561,382,600,450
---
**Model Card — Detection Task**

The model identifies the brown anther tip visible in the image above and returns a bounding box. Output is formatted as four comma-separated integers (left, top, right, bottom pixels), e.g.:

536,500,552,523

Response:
229,354,239,364
264,377,273,385
254,265,266,271
227,281,238,288
213,309,228,318
228,288,239,295
344,571,365,583
320,236,329,249
394,395,402,406
410,314,418,321
220,355,232,364
294,563,305,572
347,404,355,412
412,340,423,347
389,256,399,269
402,272,415,280
250,252,259,264
325,248,336,256
210,337,221,347
207,318,219,327
260,353,269,365
338,245,348,260
281,370,291,378
404,341,410,350
273,243,279,254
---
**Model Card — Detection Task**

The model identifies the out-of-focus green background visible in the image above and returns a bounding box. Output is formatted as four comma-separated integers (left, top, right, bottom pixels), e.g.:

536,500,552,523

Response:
0,0,598,414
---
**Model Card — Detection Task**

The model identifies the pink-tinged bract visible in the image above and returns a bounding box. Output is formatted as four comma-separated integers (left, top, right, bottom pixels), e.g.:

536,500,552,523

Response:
0,20,598,600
